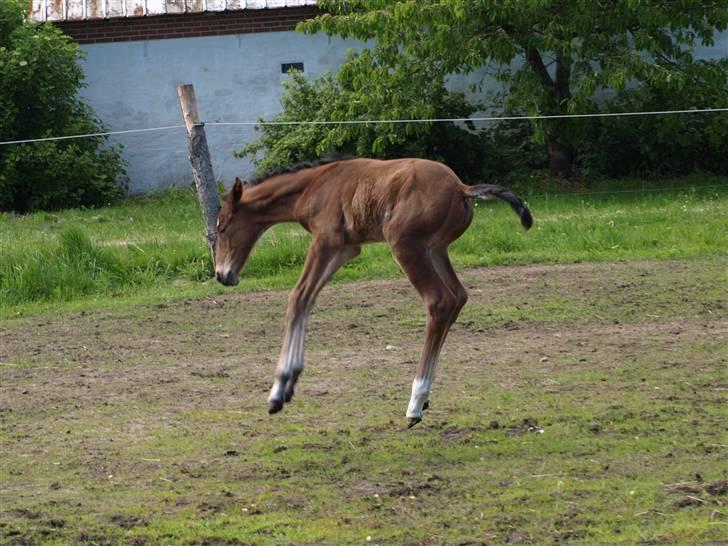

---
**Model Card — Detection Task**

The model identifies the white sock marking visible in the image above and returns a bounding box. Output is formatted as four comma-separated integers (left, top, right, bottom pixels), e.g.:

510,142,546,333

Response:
269,314,307,403
406,377,431,418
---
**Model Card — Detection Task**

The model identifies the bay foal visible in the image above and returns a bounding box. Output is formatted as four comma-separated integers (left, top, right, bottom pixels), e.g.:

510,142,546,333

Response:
214,158,532,427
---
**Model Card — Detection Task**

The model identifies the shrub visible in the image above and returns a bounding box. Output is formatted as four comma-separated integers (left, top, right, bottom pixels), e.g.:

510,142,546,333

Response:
579,79,728,178
0,0,125,212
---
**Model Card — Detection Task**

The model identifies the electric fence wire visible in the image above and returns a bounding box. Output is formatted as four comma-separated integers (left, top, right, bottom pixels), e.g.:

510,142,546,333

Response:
1,107,727,146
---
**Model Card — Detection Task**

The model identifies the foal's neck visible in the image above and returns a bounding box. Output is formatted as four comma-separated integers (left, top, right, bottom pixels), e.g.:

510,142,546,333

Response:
243,171,311,225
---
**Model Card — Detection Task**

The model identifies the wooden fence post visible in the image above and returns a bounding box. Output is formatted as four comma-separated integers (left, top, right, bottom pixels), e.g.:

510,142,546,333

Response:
177,83,220,260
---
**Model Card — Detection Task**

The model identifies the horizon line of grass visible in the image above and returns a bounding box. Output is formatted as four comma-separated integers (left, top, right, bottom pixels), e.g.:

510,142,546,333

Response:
1,177,726,319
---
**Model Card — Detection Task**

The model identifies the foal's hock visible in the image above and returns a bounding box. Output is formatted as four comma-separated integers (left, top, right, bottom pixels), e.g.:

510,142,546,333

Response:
214,158,532,427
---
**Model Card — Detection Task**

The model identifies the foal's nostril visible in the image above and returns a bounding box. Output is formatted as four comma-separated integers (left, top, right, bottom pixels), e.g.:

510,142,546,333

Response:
215,269,238,286
224,270,239,286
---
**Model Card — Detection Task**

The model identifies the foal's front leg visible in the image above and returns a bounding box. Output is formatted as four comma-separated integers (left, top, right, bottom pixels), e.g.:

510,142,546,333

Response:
267,241,360,414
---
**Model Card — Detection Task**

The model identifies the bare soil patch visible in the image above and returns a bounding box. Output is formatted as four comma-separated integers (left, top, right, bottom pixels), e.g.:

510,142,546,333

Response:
1,258,726,544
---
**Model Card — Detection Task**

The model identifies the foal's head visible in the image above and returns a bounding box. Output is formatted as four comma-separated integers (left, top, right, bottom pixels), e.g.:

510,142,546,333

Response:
214,178,261,286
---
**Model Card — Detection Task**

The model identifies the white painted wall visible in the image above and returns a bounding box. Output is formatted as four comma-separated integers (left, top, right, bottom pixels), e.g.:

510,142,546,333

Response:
79,29,726,194
695,30,728,60
79,31,361,193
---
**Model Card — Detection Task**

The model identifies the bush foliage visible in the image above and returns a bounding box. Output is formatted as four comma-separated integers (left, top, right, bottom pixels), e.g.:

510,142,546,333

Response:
240,70,728,184
0,0,125,212
581,83,728,178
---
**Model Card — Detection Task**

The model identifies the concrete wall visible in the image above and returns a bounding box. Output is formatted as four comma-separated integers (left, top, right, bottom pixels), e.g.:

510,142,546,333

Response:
78,31,361,193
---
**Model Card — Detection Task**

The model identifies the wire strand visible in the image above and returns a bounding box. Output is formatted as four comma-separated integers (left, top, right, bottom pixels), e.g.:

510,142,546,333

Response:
0,124,187,146
1,107,726,146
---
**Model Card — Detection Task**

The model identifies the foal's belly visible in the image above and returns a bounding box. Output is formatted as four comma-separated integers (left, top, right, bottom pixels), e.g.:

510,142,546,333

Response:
344,222,387,245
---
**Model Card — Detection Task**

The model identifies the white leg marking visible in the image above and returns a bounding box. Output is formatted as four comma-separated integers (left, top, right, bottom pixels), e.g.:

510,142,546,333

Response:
289,316,307,375
406,377,431,419
268,314,307,403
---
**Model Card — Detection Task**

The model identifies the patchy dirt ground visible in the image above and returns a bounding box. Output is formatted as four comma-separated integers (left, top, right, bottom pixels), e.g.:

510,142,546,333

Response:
1,258,726,545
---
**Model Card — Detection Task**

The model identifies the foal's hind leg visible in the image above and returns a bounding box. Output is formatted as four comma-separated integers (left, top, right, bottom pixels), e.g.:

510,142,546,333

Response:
419,246,468,413
392,242,461,427
268,241,360,414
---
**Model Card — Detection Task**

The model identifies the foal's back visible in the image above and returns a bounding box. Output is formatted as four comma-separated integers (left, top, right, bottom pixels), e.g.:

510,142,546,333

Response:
301,158,471,246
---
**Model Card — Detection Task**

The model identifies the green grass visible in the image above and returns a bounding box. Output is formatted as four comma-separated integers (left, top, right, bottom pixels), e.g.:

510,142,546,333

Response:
1,176,726,318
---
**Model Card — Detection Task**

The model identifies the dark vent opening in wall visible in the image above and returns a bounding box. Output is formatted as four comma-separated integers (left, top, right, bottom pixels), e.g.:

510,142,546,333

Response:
281,62,304,74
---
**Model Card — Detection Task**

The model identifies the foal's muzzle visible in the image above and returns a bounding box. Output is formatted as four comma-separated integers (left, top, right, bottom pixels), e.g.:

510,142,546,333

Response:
215,269,239,286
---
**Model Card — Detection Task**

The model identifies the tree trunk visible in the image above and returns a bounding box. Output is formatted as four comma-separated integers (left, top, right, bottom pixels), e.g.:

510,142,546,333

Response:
549,51,576,180
526,46,577,180
547,134,574,180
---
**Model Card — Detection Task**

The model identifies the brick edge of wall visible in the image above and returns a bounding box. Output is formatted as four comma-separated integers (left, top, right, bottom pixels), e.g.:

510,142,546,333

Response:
55,6,319,44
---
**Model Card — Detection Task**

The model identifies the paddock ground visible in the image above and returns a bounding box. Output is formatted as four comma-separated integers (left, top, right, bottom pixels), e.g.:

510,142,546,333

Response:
1,258,726,545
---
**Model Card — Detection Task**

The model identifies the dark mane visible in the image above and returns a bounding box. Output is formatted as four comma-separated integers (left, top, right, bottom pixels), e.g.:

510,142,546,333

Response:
249,156,350,185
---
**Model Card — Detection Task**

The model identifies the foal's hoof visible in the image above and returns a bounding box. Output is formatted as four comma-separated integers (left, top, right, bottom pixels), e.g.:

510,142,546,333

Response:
268,399,284,414
407,417,422,429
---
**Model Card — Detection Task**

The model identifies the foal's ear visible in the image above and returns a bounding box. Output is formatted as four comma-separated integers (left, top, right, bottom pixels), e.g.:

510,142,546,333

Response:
229,177,245,208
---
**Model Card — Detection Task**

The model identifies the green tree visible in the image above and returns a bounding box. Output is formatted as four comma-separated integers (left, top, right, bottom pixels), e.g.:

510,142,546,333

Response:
0,0,125,212
291,0,728,179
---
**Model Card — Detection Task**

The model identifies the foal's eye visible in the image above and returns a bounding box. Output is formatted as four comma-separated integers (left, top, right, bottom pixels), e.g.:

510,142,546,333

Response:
218,222,228,235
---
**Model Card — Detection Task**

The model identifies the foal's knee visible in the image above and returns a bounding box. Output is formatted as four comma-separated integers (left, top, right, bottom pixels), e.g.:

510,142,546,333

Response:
455,287,468,312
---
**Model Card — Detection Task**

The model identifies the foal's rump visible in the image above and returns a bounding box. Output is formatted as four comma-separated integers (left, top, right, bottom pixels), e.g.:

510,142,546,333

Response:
367,159,533,231
372,159,533,241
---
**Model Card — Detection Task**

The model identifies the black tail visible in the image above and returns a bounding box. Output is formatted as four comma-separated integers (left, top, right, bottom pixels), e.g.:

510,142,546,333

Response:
467,184,533,230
